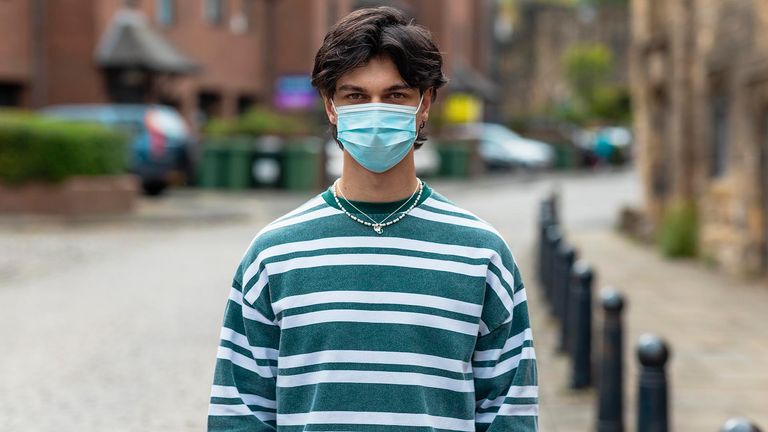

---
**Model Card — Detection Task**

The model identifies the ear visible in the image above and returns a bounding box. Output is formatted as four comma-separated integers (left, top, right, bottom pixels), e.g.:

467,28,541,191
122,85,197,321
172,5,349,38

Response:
418,87,433,125
323,95,337,125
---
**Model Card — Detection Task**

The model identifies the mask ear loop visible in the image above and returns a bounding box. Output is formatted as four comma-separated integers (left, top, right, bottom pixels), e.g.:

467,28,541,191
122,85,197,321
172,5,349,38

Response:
329,98,339,115
415,93,426,137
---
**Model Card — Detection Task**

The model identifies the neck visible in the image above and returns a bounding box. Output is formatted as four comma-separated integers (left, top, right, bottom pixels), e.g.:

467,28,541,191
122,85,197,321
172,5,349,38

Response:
338,149,419,202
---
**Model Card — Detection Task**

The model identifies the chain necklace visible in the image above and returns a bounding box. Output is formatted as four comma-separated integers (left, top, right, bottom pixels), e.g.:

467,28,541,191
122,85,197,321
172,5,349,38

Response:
332,177,424,235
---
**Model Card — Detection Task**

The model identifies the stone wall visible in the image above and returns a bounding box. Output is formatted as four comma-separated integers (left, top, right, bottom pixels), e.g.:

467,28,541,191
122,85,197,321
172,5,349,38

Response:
631,0,768,276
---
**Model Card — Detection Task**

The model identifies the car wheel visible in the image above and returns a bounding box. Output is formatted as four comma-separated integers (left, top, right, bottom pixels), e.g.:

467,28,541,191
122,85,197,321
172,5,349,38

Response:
179,147,197,186
142,179,167,196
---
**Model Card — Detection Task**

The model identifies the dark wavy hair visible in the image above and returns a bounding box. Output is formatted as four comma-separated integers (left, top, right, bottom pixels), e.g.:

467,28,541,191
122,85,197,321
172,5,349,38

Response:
311,6,448,150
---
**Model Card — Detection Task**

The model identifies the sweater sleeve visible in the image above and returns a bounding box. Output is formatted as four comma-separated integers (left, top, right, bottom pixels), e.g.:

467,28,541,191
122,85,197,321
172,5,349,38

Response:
473,242,539,432
208,256,280,432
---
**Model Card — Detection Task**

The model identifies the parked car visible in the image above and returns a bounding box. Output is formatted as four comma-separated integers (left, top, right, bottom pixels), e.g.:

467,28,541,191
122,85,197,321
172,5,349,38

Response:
444,122,555,170
40,104,196,195
324,138,440,179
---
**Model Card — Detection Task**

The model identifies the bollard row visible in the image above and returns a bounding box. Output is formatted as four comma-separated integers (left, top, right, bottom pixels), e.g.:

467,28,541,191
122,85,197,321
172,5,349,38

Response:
535,195,763,432
536,194,592,390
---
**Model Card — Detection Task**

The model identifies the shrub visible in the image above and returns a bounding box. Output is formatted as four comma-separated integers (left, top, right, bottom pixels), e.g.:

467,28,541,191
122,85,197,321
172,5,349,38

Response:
0,109,128,185
590,85,632,123
204,106,310,138
657,201,698,258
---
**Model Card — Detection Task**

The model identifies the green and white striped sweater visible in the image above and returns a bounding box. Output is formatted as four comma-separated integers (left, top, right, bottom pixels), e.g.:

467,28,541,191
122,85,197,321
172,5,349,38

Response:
208,181,539,432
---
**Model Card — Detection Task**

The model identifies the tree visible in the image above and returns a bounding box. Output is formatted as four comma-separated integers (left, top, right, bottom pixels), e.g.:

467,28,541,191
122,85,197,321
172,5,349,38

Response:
560,42,630,123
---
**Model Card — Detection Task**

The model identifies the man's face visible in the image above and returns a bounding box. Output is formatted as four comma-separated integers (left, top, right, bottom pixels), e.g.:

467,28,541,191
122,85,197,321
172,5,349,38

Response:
324,55,432,126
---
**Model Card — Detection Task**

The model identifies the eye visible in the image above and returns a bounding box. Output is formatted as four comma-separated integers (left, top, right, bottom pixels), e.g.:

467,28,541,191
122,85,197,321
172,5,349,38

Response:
346,93,365,101
389,92,407,99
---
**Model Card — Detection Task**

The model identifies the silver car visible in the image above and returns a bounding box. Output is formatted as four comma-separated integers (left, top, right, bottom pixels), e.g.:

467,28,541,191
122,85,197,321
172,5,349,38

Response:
446,123,555,170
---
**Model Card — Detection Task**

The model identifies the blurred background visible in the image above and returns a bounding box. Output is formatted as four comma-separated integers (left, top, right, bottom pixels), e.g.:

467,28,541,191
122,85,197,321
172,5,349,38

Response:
0,0,766,431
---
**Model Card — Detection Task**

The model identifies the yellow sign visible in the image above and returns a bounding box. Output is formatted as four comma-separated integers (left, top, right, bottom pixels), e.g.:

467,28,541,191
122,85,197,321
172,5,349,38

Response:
444,93,483,124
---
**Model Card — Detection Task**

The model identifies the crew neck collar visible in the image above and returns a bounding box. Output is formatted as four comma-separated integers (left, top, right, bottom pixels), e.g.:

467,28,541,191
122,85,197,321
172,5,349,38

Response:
321,179,433,215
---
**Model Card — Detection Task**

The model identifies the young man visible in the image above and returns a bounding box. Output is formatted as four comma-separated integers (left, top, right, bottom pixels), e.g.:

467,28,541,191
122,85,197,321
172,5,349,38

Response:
208,7,538,432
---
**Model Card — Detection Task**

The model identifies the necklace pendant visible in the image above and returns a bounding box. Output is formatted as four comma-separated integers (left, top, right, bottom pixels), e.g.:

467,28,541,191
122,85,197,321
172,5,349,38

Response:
373,224,383,234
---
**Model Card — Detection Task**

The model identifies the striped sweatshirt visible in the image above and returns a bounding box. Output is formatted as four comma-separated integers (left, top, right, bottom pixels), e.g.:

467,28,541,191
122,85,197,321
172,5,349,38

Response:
208,180,539,432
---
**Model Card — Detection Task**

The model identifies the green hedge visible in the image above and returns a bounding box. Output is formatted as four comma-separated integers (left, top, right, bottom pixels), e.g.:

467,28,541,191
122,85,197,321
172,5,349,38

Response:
205,107,310,138
0,110,128,185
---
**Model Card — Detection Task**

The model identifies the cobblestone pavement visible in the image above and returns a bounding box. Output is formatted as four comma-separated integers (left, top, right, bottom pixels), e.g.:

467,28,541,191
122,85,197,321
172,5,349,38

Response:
0,190,304,431
15,169,750,431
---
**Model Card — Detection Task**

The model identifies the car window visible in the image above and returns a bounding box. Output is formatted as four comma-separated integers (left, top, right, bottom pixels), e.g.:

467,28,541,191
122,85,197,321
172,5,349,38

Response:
43,107,109,123
113,120,145,137
145,108,190,139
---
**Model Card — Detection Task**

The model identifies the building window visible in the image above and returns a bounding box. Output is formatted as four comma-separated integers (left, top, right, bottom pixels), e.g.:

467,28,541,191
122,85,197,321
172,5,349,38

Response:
204,0,225,25
156,0,174,26
710,94,729,177
197,91,222,125
237,94,256,114
0,82,23,107
230,0,253,34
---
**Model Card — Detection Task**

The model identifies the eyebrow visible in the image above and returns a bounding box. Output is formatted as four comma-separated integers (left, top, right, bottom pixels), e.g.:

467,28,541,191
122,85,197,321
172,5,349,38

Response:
385,84,415,92
337,83,415,93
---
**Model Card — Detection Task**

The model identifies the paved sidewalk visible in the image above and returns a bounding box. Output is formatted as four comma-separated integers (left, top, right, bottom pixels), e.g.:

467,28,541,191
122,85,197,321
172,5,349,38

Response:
0,187,310,229
519,229,768,432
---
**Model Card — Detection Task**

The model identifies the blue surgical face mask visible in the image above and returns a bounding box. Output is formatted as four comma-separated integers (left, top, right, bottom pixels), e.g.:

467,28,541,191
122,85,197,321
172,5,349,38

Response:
332,95,423,173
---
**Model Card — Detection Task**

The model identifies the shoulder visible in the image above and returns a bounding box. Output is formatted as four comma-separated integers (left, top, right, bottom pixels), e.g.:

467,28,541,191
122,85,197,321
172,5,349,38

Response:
235,193,339,277
418,189,512,252
422,189,522,283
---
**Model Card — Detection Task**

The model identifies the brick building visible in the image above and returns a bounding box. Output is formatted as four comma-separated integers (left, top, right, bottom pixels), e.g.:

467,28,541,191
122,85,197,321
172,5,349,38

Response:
630,0,768,275
0,0,494,130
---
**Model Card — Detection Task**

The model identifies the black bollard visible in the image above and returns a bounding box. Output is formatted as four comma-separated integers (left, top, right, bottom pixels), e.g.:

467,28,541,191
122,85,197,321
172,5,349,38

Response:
549,241,568,318
569,260,594,389
540,222,551,299
556,243,576,344
544,224,562,307
598,289,625,432
548,191,560,225
720,418,763,432
560,269,578,354
537,200,554,285
637,334,670,432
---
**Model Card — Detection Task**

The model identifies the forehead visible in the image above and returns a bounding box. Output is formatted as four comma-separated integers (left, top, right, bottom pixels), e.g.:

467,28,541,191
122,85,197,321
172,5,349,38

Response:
335,56,409,91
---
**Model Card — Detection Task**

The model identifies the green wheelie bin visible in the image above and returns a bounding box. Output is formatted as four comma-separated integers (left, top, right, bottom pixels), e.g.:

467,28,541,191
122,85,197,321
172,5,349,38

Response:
225,137,253,190
437,139,472,178
282,137,322,191
199,139,228,188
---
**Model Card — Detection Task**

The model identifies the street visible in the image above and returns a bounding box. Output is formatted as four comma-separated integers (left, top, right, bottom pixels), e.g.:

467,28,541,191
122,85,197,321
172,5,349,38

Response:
5,0,768,430
0,168,661,431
